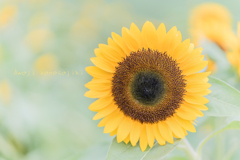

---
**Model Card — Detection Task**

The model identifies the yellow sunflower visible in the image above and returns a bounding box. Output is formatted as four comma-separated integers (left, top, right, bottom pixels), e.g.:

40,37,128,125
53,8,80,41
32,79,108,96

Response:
190,3,236,51
85,21,211,151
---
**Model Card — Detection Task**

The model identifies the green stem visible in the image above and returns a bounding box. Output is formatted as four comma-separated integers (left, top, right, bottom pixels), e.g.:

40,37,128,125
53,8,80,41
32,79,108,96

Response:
182,138,198,160
197,129,224,157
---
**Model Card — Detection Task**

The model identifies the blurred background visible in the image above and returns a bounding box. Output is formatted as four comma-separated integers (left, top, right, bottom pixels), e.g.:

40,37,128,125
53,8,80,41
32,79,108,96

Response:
1,0,240,159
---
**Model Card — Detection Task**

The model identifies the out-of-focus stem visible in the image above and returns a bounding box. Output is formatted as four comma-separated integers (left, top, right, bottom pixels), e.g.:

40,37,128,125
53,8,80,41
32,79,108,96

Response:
182,138,198,160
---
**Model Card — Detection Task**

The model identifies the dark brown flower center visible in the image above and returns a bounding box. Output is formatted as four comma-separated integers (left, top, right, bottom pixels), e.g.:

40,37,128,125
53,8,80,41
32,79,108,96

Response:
112,48,186,123
130,71,166,106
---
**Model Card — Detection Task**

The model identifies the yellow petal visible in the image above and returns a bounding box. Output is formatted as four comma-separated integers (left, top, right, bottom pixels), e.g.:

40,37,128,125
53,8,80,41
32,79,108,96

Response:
169,31,182,52
139,124,148,152
182,102,204,117
172,132,180,138
166,117,185,138
189,89,211,96
84,90,111,98
183,128,188,135
104,111,124,133
184,95,209,105
185,72,211,82
112,32,131,56
122,27,139,51
175,115,196,132
182,61,208,75
85,79,111,91
203,77,209,82
158,121,173,144
93,102,118,120
191,47,203,57
90,57,116,73
180,55,205,70
130,23,143,48
162,26,178,52
85,66,113,79
117,117,134,143
110,127,118,136
142,21,157,49
191,120,197,125
186,82,211,92
130,121,142,146
177,43,194,64
172,39,190,60
123,134,130,144
190,103,208,111
156,23,166,52
98,109,120,127
99,44,124,62
176,107,197,120
152,123,165,145
107,37,126,57
94,48,105,58
146,124,155,148
88,96,113,111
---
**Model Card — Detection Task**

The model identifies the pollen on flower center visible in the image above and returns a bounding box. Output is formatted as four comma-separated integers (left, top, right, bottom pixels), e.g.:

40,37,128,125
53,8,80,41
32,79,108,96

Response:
112,48,186,123
130,71,166,106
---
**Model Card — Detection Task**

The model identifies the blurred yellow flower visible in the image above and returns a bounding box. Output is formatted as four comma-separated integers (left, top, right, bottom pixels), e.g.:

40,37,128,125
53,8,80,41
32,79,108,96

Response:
190,3,236,51
0,5,17,28
0,80,12,106
190,3,231,28
70,0,132,44
227,22,240,76
26,28,52,53
71,17,99,43
28,12,49,29
34,54,58,73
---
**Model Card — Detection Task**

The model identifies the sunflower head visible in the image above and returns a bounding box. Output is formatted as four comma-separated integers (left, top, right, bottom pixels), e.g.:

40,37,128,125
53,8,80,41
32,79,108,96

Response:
190,3,236,51
190,3,231,28
85,21,211,151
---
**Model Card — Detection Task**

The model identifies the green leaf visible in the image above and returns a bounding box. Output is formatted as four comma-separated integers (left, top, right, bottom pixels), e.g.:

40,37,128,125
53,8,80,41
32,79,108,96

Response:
205,76,240,116
197,117,240,156
106,138,181,160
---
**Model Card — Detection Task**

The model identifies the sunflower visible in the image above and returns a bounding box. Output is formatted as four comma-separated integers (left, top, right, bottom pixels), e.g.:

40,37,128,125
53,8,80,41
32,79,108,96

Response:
190,3,236,51
85,21,211,151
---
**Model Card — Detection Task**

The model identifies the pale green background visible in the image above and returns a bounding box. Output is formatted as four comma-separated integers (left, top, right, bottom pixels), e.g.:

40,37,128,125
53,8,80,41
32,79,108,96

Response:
1,0,240,159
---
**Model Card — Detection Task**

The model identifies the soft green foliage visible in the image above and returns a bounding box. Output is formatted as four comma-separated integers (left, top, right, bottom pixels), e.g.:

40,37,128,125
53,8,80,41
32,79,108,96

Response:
197,117,240,158
205,77,240,116
106,138,181,160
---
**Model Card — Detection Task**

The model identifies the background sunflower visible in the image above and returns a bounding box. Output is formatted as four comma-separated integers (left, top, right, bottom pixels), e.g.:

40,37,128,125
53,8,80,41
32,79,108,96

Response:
1,0,240,160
